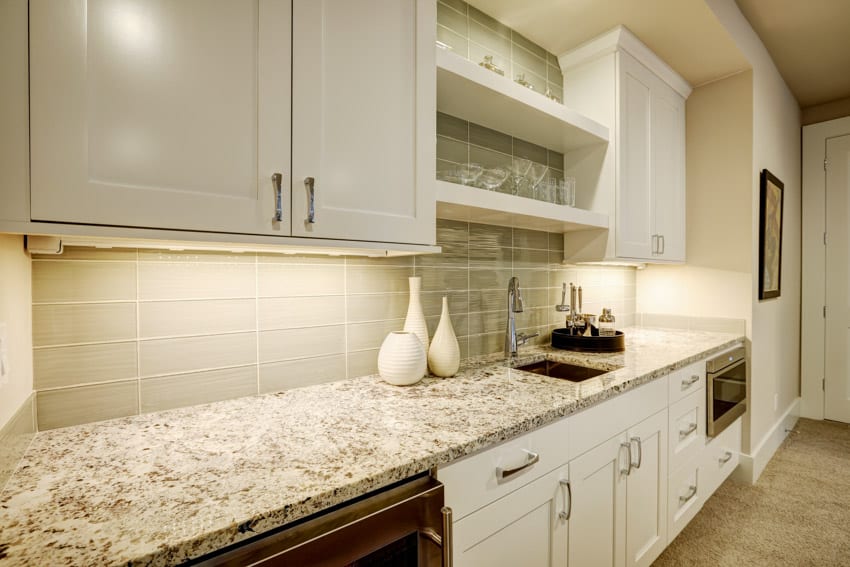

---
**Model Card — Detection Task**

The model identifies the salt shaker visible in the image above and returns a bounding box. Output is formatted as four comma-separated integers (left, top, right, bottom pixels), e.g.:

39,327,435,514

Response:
599,308,616,337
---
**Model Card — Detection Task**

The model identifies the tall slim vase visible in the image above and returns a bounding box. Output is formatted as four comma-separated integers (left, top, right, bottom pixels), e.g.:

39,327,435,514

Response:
403,276,429,356
428,296,460,377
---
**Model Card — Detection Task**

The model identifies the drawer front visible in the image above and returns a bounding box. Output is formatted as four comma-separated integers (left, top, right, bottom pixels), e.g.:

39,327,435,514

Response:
667,458,702,545
668,388,706,473
668,360,705,404
701,416,742,498
438,417,570,520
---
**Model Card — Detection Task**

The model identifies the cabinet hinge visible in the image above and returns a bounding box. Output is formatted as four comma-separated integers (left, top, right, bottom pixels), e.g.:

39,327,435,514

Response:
824,232,828,246
824,305,827,318
824,158,829,171
823,378,826,391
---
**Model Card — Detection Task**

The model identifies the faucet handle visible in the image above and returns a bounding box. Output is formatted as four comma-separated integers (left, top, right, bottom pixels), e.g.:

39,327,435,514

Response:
517,332,539,346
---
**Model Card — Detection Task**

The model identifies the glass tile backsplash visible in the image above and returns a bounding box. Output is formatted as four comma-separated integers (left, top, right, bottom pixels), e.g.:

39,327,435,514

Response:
31,222,636,430
436,0,564,102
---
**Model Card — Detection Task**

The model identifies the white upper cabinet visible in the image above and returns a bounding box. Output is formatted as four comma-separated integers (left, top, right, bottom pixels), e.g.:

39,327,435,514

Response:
560,26,691,263
291,0,435,245
28,0,435,248
30,0,292,236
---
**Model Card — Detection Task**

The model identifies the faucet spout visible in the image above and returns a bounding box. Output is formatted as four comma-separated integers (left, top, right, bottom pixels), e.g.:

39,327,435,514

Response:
505,277,525,357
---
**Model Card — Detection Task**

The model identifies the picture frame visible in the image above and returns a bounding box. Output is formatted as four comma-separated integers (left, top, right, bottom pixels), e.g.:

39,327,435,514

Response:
758,169,784,300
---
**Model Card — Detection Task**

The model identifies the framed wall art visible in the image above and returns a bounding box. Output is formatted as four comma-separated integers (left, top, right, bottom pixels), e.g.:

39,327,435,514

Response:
759,169,784,300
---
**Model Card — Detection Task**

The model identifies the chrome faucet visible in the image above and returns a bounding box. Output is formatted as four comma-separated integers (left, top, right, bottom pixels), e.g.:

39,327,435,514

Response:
505,276,539,357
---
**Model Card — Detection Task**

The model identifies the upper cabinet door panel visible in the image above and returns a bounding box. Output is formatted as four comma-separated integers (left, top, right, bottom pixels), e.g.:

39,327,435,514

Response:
30,0,291,235
651,87,686,261
291,0,435,245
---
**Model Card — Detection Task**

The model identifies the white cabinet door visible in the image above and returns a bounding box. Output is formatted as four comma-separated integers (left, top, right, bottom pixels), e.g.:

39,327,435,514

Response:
453,465,569,567
291,0,435,245
568,434,627,567
30,0,291,236
651,83,686,261
625,409,668,567
616,52,654,260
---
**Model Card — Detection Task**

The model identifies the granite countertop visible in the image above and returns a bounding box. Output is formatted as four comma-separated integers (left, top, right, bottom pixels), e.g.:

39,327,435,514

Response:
0,327,743,566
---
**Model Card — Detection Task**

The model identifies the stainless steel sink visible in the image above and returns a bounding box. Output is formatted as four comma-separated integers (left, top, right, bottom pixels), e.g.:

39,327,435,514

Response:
514,359,609,382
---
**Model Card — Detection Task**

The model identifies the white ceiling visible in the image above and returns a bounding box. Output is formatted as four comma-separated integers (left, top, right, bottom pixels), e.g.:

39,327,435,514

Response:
468,0,850,109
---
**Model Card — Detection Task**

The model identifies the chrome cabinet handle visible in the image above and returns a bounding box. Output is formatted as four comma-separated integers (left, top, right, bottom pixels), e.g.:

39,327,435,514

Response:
651,234,659,254
679,485,698,505
305,177,316,223
660,235,666,255
719,451,733,465
679,422,698,440
681,374,700,390
630,436,642,469
620,442,632,476
442,507,453,567
495,450,539,481
272,173,283,222
558,479,572,521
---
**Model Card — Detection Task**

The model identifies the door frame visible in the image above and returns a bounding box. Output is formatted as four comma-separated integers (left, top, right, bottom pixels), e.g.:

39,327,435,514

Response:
801,115,850,419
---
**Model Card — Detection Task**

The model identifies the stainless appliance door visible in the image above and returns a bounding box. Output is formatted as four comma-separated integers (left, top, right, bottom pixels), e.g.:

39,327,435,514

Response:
195,475,451,566
707,357,747,437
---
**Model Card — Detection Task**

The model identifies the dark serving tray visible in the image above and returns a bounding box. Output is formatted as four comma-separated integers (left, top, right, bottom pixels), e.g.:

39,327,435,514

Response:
551,329,625,352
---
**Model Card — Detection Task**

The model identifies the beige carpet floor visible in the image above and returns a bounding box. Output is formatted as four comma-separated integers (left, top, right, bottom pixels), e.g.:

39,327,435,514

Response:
653,418,850,567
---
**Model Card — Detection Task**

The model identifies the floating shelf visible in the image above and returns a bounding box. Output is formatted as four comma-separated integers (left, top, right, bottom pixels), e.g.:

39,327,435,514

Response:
436,48,610,154
436,181,609,233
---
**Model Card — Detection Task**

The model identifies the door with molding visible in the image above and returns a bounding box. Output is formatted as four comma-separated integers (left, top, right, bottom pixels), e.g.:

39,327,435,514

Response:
825,134,850,422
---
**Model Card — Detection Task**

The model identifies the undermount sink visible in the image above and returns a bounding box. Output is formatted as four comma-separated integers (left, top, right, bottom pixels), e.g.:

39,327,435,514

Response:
514,359,610,382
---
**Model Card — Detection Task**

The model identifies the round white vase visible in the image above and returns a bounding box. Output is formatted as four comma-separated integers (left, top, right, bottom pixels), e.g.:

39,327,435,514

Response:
403,277,429,356
378,331,427,386
428,296,460,377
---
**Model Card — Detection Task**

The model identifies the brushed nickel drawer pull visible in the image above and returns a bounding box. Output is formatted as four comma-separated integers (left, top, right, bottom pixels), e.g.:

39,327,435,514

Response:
719,451,733,465
681,374,700,389
630,436,642,469
272,173,283,222
679,484,698,505
495,450,539,481
305,176,316,223
620,442,633,476
559,479,572,521
679,422,698,440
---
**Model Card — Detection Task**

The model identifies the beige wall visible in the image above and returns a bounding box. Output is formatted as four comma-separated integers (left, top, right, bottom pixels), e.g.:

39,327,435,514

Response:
31,221,637,430
706,0,802,474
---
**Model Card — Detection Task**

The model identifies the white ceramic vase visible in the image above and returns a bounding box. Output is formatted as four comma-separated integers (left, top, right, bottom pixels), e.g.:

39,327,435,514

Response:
428,296,460,377
403,276,429,355
378,331,427,386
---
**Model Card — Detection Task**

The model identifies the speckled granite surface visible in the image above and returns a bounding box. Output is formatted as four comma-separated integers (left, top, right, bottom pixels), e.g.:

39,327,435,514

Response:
0,327,742,566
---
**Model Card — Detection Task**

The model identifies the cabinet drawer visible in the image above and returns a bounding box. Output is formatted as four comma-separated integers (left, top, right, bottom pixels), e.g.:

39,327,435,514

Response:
701,416,742,498
667,458,702,544
668,360,705,404
438,417,570,520
668,388,705,473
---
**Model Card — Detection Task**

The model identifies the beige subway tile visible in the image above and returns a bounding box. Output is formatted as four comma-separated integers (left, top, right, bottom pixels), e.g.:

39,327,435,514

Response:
439,0,467,15
137,249,255,263
32,303,136,347
140,366,256,413
548,250,567,266
421,291,469,319
469,246,511,268
437,135,470,164
345,255,413,267
469,289,503,312
139,299,256,339
139,332,257,378
516,306,550,330
259,296,345,330
470,268,511,290
139,262,255,300
259,325,346,363
257,264,344,297
437,114,469,143
511,42,547,78
470,223,512,248
467,309,503,335
437,25,469,57
513,228,550,250
469,5,510,38
32,261,136,303
34,342,137,390
348,349,379,379
437,1,468,37
512,248,549,268
347,319,407,352
417,267,468,292
259,355,346,394
468,332,502,357
347,266,414,294
36,381,139,430
519,287,550,309
346,294,408,323
417,219,468,267
470,20,512,59
426,312,469,338
512,269,549,289
33,247,137,261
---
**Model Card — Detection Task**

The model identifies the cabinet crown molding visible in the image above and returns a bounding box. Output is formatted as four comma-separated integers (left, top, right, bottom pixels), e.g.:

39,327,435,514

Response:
558,25,693,99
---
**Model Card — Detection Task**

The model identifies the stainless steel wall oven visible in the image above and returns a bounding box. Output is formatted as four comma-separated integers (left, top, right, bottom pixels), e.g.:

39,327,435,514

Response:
706,346,747,437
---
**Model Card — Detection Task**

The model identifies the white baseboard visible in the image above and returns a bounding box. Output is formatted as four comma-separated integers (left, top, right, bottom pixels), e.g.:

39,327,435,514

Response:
731,397,800,484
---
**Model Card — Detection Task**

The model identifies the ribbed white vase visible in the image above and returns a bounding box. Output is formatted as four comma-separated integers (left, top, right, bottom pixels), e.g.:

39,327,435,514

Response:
403,277,429,355
428,296,460,377
378,331,427,386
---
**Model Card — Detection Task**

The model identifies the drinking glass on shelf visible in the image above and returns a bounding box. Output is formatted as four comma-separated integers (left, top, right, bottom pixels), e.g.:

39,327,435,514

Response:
526,163,548,197
458,163,483,186
508,158,532,196
478,167,509,191
564,176,576,206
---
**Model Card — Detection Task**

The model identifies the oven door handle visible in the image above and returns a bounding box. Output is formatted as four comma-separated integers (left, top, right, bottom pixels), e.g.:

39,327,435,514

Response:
421,506,453,566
